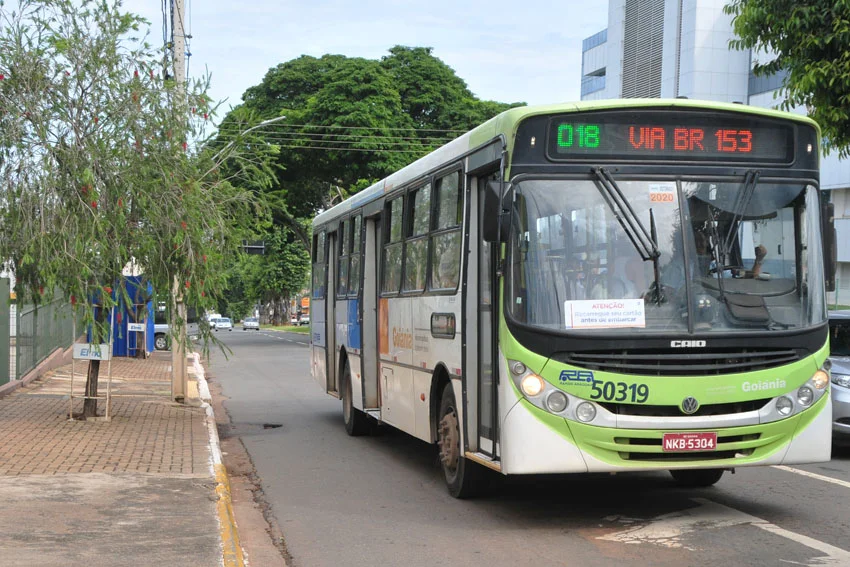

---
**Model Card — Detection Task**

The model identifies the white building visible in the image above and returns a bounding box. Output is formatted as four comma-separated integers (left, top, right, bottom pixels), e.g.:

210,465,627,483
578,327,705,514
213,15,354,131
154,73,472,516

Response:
581,0,850,305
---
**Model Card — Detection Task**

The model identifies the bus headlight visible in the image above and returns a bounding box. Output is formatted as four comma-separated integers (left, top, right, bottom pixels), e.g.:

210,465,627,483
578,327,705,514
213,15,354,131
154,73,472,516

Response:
520,374,546,397
576,402,597,422
545,390,569,413
797,386,814,406
811,370,829,390
510,361,527,376
776,396,794,416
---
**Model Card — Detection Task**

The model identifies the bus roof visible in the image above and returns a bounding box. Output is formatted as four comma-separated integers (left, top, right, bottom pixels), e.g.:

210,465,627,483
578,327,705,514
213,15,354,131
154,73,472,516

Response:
312,99,819,228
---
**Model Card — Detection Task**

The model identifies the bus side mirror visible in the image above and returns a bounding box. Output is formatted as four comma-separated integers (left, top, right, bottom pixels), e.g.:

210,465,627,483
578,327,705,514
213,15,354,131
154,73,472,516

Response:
483,180,510,243
823,201,836,292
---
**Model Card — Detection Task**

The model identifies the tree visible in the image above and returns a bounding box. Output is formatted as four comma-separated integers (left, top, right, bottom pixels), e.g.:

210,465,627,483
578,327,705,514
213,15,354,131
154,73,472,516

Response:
0,0,268,417
724,1,850,157
380,46,524,138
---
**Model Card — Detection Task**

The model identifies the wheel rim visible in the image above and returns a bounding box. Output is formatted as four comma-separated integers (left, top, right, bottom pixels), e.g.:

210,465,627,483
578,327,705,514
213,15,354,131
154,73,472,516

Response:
438,406,460,480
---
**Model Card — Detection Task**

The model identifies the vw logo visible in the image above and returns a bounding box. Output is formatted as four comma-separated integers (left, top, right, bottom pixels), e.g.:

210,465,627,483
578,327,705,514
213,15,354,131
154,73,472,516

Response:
681,396,700,415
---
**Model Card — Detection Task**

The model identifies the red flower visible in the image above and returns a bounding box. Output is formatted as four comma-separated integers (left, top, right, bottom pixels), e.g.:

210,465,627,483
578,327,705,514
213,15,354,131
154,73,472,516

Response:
103,286,112,294
117,312,122,323
118,198,123,207
185,280,191,289
182,141,188,151
181,221,187,230
93,116,98,124
91,201,97,209
39,286,44,294
81,185,88,195
0,74,4,80
133,69,139,78
150,70,155,79
203,113,208,120
202,254,207,263
201,291,205,297
70,295,76,306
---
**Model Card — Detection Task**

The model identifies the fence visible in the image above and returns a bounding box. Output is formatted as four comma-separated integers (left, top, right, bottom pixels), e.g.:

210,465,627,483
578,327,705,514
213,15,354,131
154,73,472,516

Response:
14,296,80,381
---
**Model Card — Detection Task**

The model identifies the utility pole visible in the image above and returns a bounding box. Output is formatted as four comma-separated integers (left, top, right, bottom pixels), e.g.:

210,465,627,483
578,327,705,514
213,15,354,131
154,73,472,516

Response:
171,0,188,402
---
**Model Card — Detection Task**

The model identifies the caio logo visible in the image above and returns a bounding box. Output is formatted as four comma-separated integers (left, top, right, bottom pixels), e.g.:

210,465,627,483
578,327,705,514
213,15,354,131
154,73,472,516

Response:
670,340,706,348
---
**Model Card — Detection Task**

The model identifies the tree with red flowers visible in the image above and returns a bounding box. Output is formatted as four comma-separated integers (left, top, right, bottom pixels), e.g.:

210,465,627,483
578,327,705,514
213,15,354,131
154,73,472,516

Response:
0,0,276,417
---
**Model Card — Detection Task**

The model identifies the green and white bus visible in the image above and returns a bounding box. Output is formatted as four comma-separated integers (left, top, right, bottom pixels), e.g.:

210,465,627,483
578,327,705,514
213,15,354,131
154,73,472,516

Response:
310,99,837,498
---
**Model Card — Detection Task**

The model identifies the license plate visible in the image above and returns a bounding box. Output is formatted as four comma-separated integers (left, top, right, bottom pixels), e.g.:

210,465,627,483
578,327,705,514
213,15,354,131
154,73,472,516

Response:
662,432,717,452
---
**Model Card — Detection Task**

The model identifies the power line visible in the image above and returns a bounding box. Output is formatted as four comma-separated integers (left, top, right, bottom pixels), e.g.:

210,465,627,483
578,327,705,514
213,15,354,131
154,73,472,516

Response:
215,123,468,134
267,144,431,154
224,130,459,143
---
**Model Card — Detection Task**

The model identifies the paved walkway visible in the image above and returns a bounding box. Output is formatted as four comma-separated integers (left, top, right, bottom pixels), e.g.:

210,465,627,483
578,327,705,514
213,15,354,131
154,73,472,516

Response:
0,351,238,566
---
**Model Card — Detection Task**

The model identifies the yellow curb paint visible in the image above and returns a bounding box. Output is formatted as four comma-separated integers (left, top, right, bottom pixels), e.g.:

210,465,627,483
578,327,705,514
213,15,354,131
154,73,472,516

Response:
215,463,245,567
188,379,200,400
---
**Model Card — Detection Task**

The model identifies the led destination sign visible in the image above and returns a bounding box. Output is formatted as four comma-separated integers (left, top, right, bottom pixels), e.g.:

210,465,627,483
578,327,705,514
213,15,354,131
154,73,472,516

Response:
547,111,795,163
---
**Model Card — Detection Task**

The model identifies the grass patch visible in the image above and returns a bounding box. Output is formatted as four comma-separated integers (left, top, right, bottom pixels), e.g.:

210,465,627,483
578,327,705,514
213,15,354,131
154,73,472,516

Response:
829,305,850,311
264,324,311,334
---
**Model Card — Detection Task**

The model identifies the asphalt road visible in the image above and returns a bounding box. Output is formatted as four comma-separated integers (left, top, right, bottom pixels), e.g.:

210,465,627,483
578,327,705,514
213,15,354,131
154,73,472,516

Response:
208,329,850,567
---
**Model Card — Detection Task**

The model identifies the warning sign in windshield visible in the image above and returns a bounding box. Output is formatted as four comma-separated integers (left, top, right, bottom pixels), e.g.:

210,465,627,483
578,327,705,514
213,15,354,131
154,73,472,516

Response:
564,299,646,329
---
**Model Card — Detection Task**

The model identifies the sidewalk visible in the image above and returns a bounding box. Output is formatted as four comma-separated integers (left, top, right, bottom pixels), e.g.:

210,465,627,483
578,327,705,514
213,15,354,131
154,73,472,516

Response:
0,349,241,567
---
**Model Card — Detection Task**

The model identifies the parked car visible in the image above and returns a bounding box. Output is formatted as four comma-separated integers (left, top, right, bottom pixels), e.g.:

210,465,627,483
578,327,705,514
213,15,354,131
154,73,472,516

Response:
829,310,850,444
299,314,310,326
153,307,201,351
214,317,233,331
242,317,260,331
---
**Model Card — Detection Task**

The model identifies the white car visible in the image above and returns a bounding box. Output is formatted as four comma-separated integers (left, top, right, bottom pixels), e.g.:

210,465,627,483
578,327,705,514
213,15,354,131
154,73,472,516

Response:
214,317,233,331
242,317,260,331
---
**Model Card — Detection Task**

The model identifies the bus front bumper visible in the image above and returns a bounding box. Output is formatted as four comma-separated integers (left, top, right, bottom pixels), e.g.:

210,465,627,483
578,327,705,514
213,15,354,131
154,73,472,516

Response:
500,390,832,475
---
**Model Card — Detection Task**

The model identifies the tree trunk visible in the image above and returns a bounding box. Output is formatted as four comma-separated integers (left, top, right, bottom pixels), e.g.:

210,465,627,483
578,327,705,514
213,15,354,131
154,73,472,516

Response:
81,304,107,418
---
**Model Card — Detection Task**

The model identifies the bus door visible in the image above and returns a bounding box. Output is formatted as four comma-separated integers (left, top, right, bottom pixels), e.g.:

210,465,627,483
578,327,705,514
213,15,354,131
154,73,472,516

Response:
477,178,499,457
326,231,339,394
361,215,380,409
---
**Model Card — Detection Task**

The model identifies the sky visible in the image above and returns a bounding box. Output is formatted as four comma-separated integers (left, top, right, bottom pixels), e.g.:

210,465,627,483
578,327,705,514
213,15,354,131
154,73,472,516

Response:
123,0,610,119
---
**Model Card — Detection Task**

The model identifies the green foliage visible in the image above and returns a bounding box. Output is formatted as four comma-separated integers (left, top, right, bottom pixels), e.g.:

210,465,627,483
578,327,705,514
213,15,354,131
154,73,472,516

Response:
725,0,850,157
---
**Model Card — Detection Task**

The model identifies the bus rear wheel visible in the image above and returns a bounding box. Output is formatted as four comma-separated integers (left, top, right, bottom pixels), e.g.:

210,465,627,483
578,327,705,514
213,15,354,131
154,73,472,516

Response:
438,382,485,499
342,360,370,436
670,468,724,487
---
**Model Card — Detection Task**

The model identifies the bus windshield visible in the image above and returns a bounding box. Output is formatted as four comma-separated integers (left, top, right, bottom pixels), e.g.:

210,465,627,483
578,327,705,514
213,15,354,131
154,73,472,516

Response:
508,177,826,333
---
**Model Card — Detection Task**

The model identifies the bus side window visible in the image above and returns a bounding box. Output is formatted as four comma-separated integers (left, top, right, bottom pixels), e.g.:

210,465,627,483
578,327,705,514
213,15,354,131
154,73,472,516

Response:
312,230,327,299
349,214,362,296
431,171,461,290
382,198,404,294
403,184,431,292
337,220,349,297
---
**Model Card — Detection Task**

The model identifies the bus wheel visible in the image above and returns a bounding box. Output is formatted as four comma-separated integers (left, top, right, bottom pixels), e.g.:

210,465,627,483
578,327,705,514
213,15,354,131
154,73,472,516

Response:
438,382,484,499
342,361,370,436
670,468,724,487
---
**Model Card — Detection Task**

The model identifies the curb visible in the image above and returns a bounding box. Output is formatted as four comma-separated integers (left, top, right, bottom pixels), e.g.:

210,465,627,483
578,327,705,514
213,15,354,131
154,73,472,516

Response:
191,352,245,567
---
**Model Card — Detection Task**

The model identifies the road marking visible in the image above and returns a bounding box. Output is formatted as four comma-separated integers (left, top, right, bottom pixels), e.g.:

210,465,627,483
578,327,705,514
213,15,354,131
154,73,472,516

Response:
599,498,850,564
772,465,850,490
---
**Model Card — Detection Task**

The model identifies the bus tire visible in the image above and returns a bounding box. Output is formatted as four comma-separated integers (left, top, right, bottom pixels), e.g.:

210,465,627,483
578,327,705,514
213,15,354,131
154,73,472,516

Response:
438,382,485,499
670,468,724,487
342,360,370,437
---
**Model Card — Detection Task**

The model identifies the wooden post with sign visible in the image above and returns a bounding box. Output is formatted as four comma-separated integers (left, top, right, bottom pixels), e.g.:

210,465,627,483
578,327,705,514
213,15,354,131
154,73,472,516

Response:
68,308,116,421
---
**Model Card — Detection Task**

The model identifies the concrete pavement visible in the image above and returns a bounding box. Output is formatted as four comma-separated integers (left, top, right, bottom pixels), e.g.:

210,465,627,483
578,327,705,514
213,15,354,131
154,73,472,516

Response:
0,349,242,567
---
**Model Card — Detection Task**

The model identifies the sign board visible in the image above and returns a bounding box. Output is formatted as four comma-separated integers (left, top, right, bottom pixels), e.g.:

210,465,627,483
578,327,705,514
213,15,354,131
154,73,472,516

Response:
73,343,112,361
301,297,310,309
127,322,145,332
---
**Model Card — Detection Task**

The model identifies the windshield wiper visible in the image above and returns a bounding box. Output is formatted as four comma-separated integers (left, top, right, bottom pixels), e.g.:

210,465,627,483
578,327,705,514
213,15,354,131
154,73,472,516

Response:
591,167,664,304
721,169,760,264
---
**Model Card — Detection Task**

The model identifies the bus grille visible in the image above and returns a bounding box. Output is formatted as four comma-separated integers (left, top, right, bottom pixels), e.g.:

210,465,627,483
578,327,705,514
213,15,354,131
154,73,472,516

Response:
598,398,771,417
556,348,801,376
